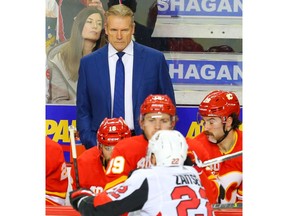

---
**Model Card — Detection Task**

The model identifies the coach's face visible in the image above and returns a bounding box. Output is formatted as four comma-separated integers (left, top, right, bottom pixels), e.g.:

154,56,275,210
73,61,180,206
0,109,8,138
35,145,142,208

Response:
105,15,135,52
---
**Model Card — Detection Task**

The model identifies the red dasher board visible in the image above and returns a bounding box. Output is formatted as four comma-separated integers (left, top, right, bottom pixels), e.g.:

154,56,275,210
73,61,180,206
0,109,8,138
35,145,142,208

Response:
46,204,243,216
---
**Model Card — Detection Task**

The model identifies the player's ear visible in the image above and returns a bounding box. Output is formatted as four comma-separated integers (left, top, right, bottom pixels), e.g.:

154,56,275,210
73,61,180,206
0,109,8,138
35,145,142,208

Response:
170,115,178,129
225,116,233,129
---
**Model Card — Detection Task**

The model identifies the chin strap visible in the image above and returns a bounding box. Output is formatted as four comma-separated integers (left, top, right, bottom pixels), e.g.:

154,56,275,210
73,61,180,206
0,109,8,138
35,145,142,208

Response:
215,125,233,144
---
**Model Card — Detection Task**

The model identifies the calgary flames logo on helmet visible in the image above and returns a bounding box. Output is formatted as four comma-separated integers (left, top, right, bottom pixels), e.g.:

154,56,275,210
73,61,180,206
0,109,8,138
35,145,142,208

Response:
199,90,240,119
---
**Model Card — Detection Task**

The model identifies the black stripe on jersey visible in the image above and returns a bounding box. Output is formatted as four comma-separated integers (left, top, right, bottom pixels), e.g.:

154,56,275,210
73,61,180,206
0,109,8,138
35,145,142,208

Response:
79,178,149,216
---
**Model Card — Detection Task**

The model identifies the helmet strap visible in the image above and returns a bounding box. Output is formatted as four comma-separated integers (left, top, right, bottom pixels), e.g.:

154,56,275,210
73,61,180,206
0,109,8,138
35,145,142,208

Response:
215,124,233,144
101,155,109,169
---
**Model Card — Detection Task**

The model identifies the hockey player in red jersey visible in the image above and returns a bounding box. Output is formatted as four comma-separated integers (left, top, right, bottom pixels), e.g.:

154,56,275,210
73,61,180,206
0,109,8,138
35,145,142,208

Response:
104,94,178,189
46,136,68,206
103,94,218,204
70,117,131,194
193,90,243,204
69,130,215,216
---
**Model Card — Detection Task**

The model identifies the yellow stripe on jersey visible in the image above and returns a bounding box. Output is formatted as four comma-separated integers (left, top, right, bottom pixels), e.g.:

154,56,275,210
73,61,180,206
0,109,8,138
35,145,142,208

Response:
46,190,67,199
104,175,128,190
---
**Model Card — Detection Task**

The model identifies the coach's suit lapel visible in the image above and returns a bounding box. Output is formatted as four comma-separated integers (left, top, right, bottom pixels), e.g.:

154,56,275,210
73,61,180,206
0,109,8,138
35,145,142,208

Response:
132,42,145,111
98,45,112,116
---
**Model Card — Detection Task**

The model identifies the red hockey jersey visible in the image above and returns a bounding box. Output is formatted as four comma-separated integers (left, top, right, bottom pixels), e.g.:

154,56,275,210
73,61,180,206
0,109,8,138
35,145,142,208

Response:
194,129,243,203
105,135,148,190
186,137,219,204
46,136,68,206
70,146,107,194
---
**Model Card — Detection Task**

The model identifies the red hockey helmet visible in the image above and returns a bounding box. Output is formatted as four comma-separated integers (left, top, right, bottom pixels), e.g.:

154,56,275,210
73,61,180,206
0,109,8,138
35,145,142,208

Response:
97,117,131,146
199,90,240,119
140,94,176,116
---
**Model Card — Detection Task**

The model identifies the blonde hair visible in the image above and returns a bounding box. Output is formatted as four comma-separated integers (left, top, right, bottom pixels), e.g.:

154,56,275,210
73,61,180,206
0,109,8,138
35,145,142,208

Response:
105,4,135,25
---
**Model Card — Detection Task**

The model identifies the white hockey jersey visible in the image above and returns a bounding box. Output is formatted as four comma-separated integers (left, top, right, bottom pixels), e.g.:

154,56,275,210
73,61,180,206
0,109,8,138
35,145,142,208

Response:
79,166,215,216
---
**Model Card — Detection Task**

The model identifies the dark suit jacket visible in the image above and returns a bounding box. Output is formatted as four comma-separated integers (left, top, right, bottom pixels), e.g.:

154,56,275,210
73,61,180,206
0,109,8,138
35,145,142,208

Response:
76,42,175,149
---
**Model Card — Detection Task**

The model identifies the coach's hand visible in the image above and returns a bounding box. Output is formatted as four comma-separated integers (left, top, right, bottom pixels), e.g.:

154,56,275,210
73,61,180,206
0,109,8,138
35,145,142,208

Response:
69,188,94,211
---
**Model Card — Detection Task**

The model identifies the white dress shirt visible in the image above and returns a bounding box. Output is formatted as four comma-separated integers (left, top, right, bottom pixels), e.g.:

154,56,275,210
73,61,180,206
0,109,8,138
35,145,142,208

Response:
108,41,134,130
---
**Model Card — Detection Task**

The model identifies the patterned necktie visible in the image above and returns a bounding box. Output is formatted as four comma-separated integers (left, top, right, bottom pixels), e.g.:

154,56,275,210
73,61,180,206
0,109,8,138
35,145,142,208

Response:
113,52,125,118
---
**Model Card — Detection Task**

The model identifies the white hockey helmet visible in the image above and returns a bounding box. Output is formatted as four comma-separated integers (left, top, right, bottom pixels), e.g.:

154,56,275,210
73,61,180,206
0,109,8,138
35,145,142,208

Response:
147,130,188,167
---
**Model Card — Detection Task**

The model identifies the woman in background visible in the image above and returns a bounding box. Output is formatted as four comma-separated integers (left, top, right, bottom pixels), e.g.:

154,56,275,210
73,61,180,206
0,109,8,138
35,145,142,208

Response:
47,6,106,104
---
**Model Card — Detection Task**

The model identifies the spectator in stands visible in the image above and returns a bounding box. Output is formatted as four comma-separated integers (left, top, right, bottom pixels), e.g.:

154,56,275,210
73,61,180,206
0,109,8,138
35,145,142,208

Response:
47,6,106,104
56,0,105,41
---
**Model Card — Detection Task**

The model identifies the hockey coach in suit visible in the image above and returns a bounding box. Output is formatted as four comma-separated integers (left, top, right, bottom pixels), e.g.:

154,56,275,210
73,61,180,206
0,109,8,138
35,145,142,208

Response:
76,4,175,149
